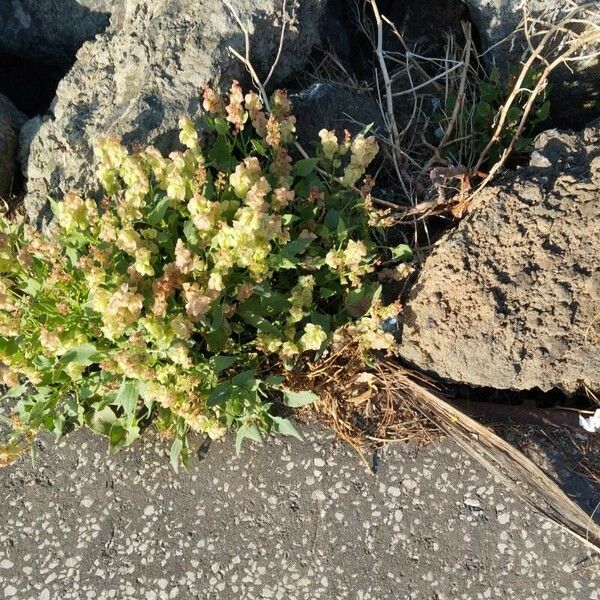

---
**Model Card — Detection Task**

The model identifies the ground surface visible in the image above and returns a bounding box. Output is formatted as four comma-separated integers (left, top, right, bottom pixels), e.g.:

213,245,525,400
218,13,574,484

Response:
0,424,598,600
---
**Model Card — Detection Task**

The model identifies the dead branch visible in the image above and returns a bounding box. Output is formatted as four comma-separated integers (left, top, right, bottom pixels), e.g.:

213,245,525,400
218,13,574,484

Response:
376,361,600,555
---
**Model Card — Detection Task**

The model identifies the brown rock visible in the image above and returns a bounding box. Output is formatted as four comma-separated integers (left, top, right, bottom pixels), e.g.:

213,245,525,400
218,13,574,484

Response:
400,121,600,394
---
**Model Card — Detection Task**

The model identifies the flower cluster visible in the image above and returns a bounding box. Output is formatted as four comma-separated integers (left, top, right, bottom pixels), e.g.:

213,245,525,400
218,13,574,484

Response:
0,83,407,468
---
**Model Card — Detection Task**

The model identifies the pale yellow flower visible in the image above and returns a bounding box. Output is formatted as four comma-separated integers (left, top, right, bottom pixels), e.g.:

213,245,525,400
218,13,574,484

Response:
300,323,327,351
179,116,199,150
319,129,339,161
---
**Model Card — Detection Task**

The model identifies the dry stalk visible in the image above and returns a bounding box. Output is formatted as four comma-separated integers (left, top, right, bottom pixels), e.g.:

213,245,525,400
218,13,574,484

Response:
287,344,439,468
456,2,600,215
368,0,411,201
375,360,600,554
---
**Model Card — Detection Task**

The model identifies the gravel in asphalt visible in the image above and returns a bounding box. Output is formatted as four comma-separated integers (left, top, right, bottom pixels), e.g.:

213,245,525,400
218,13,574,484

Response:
0,424,598,599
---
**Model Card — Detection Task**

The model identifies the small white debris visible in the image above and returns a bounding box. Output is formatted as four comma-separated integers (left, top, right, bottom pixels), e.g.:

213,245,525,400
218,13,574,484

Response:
313,458,325,467
464,498,481,509
497,512,510,525
144,505,155,516
0,560,13,570
311,490,326,502
387,486,401,497
579,409,600,433
402,479,417,492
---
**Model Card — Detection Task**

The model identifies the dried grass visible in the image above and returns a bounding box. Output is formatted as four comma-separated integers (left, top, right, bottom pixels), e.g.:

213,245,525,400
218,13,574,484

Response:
309,1,600,224
286,344,439,469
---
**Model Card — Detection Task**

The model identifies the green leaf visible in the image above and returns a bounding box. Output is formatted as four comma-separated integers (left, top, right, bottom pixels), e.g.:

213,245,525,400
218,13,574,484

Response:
170,437,184,472
208,383,230,407
269,255,297,270
282,389,319,408
65,246,79,267
235,422,263,454
214,117,230,136
64,395,82,423
271,416,303,441
308,312,331,333
146,196,170,225
204,322,230,353
114,380,139,417
52,414,66,439
87,406,117,436
251,139,267,156
391,244,413,261
183,220,199,246
514,136,533,152
48,198,60,216
59,343,103,368
506,105,522,125
293,158,319,177
108,420,140,453
282,237,312,258
336,216,348,240
108,422,126,449
345,283,380,318
0,338,18,358
281,214,297,226
319,287,336,299
324,209,340,230
478,81,500,104
209,135,235,171
2,384,26,399
210,355,237,373
231,370,257,388
22,278,41,297
238,310,280,336
535,100,550,122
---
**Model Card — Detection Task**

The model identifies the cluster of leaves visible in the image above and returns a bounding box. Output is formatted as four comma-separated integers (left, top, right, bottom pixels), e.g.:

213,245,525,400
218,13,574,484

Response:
0,83,411,469
435,66,550,167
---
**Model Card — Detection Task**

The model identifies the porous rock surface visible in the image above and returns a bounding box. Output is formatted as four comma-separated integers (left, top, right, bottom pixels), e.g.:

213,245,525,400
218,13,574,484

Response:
464,0,600,129
400,121,600,394
21,0,326,226
0,0,115,68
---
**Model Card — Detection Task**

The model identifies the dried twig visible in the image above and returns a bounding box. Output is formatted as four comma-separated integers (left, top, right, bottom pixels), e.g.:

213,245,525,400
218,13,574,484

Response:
376,361,600,555
462,2,600,212
369,0,409,200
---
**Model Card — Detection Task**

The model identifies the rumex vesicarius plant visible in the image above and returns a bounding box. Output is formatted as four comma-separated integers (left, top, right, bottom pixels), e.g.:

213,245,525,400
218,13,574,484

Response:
0,83,411,468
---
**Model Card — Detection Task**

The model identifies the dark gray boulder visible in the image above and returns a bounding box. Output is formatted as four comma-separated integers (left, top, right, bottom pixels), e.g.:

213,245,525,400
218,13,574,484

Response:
399,120,600,394
0,0,116,68
20,0,327,226
0,93,27,198
291,83,384,152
